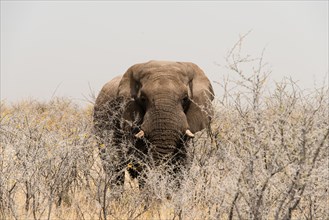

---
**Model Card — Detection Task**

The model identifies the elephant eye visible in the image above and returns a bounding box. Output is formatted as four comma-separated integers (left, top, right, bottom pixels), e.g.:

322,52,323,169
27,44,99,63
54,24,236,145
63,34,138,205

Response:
182,95,190,111
137,93,148,109
140,96,147,104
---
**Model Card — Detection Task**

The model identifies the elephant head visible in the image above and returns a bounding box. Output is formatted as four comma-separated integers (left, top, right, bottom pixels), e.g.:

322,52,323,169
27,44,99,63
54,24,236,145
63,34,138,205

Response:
94,61,214,167
112,60,214,161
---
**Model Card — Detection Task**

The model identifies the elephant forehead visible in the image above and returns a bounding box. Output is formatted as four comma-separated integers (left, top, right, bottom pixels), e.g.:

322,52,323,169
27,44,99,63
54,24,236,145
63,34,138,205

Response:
142,77,187,94
140,70,187,83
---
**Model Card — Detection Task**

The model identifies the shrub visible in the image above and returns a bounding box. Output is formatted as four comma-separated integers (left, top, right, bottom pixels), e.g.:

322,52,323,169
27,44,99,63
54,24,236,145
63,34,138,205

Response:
1,37,327,219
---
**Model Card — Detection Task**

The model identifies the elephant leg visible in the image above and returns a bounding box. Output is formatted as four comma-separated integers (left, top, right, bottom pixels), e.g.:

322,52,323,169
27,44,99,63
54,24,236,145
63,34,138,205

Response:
126,139,149,188
137,172,147,189
98,143,126,187
127,159,147,189
113,162,126,186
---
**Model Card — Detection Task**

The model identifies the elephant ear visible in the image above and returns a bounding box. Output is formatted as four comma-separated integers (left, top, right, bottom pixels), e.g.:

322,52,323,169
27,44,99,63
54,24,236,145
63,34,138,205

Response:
117,63,145,99
116,63,146,126
181,62,214,133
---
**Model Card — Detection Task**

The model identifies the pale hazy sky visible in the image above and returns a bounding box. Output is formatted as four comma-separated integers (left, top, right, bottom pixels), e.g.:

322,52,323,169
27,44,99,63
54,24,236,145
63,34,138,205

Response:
1,1,328,105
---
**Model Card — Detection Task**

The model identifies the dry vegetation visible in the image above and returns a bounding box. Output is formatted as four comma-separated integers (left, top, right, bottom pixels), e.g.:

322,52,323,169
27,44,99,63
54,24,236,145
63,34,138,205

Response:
1,39,328,220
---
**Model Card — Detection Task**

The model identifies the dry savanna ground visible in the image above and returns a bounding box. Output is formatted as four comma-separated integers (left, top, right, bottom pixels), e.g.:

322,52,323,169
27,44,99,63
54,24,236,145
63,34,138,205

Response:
1,41,328,219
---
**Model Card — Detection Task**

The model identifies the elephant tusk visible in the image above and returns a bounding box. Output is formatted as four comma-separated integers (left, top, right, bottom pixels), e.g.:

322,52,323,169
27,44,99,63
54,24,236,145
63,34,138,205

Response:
135,130,145,139
185,129,195,138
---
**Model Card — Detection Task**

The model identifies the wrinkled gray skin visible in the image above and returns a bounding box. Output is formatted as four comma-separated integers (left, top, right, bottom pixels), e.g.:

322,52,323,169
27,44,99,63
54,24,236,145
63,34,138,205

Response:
93,60,214,186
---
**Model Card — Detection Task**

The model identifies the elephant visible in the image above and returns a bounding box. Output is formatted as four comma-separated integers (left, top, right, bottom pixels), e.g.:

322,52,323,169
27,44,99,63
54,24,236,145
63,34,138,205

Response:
93,60,214,187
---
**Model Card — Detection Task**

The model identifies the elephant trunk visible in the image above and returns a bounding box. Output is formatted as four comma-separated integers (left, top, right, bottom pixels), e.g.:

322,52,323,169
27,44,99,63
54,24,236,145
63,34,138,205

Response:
148,109,182,147
141,99,188,161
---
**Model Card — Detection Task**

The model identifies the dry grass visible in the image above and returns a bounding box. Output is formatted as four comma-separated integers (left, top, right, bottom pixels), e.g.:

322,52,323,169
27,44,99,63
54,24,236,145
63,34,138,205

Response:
1,84,328,220
1,38,328,219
